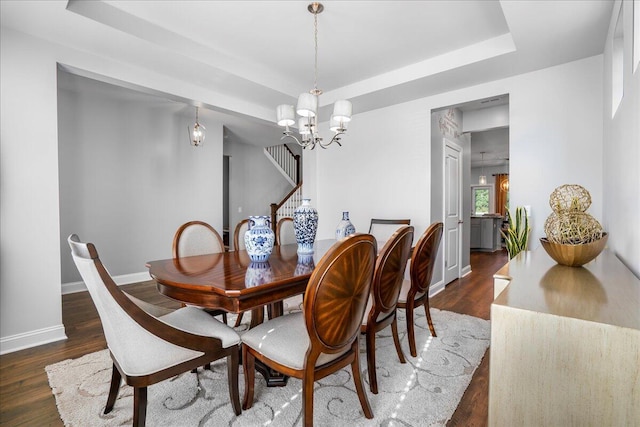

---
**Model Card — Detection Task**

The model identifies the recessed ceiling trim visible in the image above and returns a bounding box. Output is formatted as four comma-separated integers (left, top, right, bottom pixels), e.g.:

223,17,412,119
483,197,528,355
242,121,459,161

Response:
322,33,516,106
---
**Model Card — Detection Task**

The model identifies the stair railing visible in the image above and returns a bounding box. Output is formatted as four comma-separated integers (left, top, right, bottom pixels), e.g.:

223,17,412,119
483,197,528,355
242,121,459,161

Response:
264,144,300,186
270,183,303,232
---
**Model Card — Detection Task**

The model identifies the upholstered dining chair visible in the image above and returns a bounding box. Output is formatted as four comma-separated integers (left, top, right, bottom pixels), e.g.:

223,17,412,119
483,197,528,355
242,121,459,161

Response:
397,222,443,357
232,219,250,251
67,234,241,426
275,216,296,246
361,225,414,394
368,218,411,247
173,220,229,324
242,234,377,426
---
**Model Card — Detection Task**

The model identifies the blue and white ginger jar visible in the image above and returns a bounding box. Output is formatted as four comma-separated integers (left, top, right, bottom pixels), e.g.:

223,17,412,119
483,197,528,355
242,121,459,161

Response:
244,216,275,262
335,211,356,240
293,199,318,255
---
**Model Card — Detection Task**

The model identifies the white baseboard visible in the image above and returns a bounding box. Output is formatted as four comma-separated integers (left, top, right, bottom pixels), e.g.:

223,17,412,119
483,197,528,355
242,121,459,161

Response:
62,271,151,295
461,264,472,277
429,280,445,297
0,324,67,355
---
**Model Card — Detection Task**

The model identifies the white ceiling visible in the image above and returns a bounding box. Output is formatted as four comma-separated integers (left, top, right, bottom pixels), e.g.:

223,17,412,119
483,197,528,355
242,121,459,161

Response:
1,0,614,148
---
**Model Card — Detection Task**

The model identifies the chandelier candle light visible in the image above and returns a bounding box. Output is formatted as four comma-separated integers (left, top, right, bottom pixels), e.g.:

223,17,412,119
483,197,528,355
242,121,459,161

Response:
275,2,352,150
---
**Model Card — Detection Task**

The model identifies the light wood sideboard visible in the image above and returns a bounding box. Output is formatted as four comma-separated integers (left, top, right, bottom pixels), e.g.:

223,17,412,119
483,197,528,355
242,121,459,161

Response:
489,248,640,426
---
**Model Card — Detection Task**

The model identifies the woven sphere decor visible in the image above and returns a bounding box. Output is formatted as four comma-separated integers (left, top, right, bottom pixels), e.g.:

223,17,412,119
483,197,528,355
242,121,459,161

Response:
542,184,606,267
549,184,592,213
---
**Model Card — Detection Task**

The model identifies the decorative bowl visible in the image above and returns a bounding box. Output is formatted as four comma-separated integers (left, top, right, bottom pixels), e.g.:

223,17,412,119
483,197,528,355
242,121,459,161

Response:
539,233,608,267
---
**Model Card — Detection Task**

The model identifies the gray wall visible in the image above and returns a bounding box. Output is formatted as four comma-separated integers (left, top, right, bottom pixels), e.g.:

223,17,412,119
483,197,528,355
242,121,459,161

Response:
58,73,224,284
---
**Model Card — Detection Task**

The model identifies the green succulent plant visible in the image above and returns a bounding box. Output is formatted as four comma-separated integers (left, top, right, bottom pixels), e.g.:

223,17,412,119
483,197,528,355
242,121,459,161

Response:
501,206,530,259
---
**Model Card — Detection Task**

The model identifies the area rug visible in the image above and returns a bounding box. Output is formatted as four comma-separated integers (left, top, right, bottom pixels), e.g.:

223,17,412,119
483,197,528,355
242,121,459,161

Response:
46,309,489,426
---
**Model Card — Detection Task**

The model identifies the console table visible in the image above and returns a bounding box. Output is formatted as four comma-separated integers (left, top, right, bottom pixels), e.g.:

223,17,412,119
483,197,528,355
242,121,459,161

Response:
489,248,640,426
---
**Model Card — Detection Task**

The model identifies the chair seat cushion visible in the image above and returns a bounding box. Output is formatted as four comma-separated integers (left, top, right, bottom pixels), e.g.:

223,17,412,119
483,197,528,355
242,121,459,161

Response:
160,306,241,348
361,295,393,326
241,312,349,370
397,279,425,304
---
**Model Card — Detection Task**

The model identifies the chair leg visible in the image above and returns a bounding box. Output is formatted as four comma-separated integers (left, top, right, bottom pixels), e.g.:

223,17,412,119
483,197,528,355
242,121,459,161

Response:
227,346,242,415
406,303,418,357
104,364,121,414
242,345,255,410
233,312,244,327
132,386,147,427
351,340,374,419
391,316,406,364
222,312,228,324
423,299,437,337
302,369,316,427
365,329,378,394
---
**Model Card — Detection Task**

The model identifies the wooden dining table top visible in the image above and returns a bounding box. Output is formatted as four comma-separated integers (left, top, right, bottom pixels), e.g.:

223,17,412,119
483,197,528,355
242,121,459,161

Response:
146,239,338,314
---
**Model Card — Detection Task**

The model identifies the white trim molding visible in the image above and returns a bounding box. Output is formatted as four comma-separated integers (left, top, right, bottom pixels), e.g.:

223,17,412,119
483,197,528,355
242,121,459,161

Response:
62,271,151,295
0,324,67,355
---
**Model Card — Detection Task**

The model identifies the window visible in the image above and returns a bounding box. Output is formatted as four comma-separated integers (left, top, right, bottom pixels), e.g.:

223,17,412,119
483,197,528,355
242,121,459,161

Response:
472,185,494,215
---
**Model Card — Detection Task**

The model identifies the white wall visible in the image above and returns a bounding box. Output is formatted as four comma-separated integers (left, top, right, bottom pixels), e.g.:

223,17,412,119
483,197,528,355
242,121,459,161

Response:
1,28,67,353
602,0,640,277
306,54,604,282
58,73,224,286
463,104,509,132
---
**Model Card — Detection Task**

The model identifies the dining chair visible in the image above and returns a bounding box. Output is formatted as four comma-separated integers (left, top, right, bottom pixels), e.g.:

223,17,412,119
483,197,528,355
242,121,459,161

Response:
361,225,414,394
397,222,443,357
232,219,250,251
242,233,377,426
276,216,296,246
368,218,411,247
68,234,241,426
172,220,229,324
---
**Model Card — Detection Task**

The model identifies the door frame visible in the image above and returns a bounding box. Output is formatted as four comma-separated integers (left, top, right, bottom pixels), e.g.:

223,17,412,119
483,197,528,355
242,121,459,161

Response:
443,138,463,284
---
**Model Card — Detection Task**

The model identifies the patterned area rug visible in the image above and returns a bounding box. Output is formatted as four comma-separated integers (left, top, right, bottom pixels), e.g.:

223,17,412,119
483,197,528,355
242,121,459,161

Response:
46,309,489,426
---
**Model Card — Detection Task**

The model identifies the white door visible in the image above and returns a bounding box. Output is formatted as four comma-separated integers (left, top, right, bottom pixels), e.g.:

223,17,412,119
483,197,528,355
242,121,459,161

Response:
444,141,462,285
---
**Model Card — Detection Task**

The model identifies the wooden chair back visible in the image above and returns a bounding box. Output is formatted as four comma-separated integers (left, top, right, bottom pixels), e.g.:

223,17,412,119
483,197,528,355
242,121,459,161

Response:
369,225,414,322
409,222,443,296
303,233,377,357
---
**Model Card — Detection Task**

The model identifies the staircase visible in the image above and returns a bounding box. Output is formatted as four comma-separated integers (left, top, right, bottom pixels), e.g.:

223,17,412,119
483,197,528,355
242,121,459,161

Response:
264,144,302,231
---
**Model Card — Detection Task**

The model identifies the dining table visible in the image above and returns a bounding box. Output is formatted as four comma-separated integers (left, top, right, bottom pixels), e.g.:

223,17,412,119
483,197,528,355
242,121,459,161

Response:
146,239,338,386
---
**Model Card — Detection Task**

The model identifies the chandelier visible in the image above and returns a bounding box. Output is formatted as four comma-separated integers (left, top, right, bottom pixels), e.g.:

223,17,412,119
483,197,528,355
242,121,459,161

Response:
275,2,352,150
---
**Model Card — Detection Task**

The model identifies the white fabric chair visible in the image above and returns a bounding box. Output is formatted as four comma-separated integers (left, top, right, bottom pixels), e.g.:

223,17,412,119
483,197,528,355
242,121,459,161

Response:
233,219,250,251
276,217,296,246
368,218,411,248
242,234,377,425
172,220,225,258
361,225,414,394
68,234,241,426
173,220,229,324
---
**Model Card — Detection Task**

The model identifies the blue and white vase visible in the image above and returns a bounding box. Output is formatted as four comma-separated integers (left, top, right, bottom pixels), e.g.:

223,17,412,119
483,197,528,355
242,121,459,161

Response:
335,211,356,240
244,216,275,262
245,261,273,287
293,198,318,254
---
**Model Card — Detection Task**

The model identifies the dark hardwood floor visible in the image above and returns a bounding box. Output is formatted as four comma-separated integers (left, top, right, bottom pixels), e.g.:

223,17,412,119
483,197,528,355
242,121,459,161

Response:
0,249,507,426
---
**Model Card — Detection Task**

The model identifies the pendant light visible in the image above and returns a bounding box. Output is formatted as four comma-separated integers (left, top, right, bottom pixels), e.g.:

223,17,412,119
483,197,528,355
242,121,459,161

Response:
188,107,205,147
479,152,487,185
